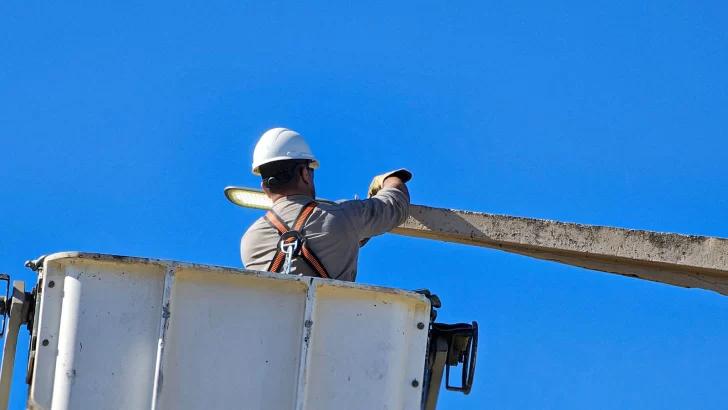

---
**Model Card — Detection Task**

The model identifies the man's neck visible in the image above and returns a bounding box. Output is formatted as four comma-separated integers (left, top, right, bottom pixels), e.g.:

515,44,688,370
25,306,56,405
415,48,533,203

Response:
269,189,313,203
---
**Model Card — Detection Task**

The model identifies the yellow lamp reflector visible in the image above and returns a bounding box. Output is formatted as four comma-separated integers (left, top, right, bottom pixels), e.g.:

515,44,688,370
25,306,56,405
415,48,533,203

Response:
224,187,273,210
223,186,336,210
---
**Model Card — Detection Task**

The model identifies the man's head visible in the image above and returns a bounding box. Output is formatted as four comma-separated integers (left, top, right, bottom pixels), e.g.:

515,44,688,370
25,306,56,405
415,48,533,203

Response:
251,127,320,200
259,159,316,198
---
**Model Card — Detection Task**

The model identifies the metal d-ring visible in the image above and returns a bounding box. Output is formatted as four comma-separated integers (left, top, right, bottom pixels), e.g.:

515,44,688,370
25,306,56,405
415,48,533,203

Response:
277,231,306,275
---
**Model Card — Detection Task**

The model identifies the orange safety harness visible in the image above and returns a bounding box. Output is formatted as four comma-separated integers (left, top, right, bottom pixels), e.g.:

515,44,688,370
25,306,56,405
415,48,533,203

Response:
263,201,330,279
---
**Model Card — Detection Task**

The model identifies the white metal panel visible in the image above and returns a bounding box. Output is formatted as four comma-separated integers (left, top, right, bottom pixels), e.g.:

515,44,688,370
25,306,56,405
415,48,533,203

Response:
155,267,308,410
31,256,166,410
302,284,430,410
28,252,431,410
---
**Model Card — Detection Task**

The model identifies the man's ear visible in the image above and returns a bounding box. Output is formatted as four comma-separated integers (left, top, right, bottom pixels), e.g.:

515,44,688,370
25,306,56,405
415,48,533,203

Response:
301,167,314,185
261,181,272,198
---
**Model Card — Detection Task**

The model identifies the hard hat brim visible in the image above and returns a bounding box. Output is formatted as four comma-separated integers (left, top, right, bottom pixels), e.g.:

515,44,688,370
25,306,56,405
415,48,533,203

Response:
252,157,320,175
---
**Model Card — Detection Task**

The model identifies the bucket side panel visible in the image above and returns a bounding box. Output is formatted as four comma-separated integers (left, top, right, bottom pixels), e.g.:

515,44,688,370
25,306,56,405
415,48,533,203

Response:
303,285,430,410
34,259,166,410
156,268,308,410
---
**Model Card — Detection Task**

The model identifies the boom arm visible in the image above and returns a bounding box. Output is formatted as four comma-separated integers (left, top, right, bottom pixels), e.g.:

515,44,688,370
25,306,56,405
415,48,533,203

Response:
395,205,728,296
225,187,728,296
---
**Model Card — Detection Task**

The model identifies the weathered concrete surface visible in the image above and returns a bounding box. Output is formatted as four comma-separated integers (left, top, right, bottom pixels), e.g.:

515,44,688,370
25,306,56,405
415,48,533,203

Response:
391,205,728,296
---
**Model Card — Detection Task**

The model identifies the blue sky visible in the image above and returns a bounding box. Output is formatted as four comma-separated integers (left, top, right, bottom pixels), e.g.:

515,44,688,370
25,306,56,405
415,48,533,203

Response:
2,1,727,409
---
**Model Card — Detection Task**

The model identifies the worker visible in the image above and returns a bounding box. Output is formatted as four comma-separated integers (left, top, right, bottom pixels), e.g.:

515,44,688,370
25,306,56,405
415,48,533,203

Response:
240,127,412,281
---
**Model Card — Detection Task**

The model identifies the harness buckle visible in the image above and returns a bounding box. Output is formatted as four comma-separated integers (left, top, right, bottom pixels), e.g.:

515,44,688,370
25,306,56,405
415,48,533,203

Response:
277,230,306,275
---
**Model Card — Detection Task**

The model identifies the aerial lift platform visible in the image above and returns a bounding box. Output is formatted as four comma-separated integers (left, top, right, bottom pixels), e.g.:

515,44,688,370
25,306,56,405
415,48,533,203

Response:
0,186,725,409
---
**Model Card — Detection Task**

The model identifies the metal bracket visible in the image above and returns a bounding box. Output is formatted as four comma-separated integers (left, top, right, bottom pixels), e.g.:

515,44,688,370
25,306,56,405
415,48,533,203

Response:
423,337,449,410
24,255,47,272
440,321,478,394
0,281,27,410
419,290,479,409
0,274,9,338
412,289,441,323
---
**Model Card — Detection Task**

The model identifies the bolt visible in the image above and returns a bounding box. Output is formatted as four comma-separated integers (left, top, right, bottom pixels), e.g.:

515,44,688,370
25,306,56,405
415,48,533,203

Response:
412,379,420,387
48,281,55,288
42,339,49,347
417,322,425,330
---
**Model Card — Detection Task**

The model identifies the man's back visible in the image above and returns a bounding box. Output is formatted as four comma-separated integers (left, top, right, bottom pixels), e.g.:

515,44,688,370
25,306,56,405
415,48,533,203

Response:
240,187,410,281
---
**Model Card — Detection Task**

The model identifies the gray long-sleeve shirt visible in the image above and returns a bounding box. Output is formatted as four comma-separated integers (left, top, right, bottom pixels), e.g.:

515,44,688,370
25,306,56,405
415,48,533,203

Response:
240,187,410,281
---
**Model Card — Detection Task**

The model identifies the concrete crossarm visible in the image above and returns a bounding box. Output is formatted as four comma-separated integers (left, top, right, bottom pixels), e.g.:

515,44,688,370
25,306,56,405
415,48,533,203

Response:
391,205,728,296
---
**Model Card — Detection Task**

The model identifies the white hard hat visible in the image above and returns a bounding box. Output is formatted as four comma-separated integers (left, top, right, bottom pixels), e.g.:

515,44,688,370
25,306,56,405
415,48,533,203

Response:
251,127,320,175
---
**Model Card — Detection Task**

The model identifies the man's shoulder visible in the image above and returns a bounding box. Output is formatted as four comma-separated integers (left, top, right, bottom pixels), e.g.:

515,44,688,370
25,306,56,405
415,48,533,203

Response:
240,216,271,260
241,216,270,240
246,215,269,229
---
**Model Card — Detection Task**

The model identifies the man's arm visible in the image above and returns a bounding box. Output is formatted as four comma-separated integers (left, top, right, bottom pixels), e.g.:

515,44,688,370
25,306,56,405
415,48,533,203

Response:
343,169,412,241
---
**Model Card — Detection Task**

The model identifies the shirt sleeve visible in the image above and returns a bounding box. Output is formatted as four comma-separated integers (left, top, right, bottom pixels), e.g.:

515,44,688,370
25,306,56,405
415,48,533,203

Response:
341,187,411,240
240,219,272,270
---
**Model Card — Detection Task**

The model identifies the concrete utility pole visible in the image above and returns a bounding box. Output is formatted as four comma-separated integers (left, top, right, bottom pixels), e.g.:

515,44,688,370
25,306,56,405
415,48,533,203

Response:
224,187,728,296
394,205,728,296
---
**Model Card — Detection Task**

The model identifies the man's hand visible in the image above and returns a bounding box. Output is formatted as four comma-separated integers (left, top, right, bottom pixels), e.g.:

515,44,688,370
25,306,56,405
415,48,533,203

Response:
359,168,412,248
367,169,412,198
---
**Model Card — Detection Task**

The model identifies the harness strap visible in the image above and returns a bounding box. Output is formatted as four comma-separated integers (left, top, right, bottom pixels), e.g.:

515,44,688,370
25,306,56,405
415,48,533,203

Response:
263,202,330,279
